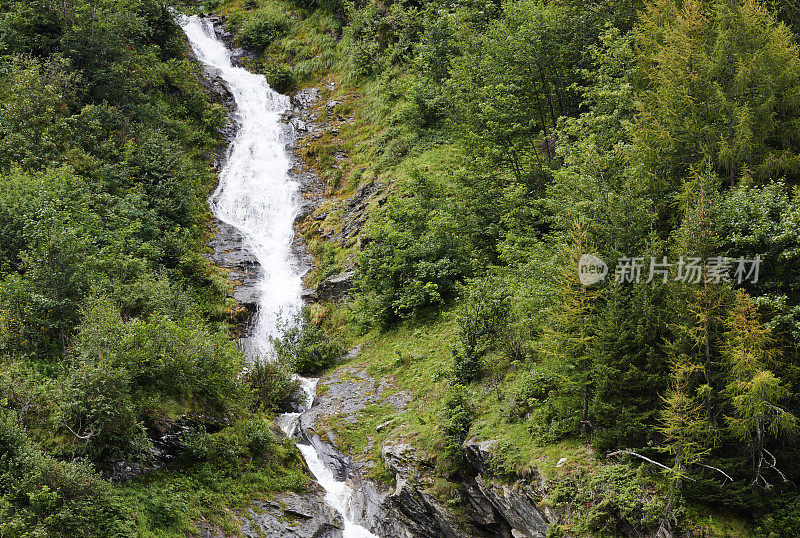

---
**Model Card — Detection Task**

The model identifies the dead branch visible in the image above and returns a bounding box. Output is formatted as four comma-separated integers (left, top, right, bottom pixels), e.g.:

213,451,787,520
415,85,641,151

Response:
606,450,696,481
696,463,734,482
63,421,95,442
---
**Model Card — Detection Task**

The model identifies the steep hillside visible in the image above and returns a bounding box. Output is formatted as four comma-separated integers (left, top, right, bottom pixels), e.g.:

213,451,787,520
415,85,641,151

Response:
204,0,800,535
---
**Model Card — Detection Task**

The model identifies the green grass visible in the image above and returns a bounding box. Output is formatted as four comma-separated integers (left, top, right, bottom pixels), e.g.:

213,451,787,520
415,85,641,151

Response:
117,443,308,537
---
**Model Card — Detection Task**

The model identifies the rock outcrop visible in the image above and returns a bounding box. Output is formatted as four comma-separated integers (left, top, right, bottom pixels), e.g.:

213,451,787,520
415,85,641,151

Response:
287,360,556,538
316,270,355,303
239,484,344,538
197,483,344,538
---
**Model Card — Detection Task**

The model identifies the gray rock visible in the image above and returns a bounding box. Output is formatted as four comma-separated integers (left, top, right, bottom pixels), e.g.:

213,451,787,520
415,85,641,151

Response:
204,219,263,332
297,366,515,538
464,439,552,538
464,439,500,477
238,484,344,537
472,477,548,538
316,270,355,303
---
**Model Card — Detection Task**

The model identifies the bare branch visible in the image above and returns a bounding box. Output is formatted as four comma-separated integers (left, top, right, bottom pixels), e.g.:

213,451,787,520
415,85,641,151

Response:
606,450,696,481
763,448,789,483
63,421,95,442
696,463,734,482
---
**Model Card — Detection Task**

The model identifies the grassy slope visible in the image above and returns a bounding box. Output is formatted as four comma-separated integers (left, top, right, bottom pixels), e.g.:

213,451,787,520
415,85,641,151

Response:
101,10,313,536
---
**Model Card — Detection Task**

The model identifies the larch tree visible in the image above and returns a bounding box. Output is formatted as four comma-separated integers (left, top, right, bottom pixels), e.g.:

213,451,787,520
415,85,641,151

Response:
633,0,800,187
540,220,601,435
723,290,798,487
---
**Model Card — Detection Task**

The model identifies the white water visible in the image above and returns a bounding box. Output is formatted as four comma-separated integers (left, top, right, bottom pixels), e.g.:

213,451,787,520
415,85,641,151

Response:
181,14,300,353
180,15,377,538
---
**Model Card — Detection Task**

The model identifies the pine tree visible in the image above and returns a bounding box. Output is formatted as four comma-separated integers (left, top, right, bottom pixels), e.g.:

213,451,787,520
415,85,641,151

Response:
723,290,798,487
540,220,601,435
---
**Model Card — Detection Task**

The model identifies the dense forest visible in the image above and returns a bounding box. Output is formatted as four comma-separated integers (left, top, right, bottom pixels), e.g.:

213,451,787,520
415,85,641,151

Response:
2,0,800,536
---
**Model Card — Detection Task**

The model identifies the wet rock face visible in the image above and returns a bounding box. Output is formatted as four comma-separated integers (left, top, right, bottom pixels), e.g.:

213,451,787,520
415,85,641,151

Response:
240,485,344,538
196,483,344,538
293,361,552,538
204,219,262,335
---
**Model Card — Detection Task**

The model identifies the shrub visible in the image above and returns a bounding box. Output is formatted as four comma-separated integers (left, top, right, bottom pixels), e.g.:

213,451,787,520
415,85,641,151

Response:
0,409,131,536
456,279,511,353
547,464,667,536
452,346,481,385
271,309,344,375
236,7,291,52
57,359,149,464
181,417,278,464
439,386,472,475
505,369,555,422
358,170,470,327
242,358,300,412
451,279,512,383
265,62,296,94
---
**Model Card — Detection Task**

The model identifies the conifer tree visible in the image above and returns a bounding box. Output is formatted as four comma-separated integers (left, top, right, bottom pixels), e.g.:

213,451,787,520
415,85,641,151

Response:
541,220,601,435
723,290,798,487
634,0,800,186
658,355,714,489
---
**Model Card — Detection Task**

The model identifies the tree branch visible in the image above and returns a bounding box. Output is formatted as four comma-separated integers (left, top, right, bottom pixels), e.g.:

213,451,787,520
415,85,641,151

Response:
63,421,95,442
606,450,696,481
696,463,734,482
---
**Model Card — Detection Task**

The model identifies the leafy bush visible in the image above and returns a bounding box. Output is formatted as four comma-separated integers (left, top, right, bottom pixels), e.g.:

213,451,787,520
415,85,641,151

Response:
242,358,300,412
181,417,279,465
236,6,291,52
451,279,512,382
271,309,344,375
265,62,296,93
452,346,482,385
505,369,555,422
547,464,667,536
0,409,131,536
358,170,470,327
439,386,472,475
55,299,247,465
57,359,149,463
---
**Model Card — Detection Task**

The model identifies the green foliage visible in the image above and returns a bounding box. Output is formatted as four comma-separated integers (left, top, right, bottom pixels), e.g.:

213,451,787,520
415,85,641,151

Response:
439,385,472,474
448,0,589,187
451,278,511,383
505,369,556,423
52,298,246,466
358,171,470,326
0,408,131,537
271,309,344,375
634,0,800,186
235,6,291,52
242,358,300,412
723,291,798,487
117,416,307,536
265,61,296,93
548,463,667,536
181,417,279,465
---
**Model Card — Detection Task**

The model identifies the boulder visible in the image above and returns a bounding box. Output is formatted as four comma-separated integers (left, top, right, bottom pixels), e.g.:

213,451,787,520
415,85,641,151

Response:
316,270,355,303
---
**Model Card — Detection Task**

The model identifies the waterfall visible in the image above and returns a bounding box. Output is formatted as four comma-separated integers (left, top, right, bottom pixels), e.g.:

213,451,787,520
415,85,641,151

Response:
179,15,377,538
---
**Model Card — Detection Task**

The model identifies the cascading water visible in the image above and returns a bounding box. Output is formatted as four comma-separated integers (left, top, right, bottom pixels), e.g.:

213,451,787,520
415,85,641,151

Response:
180,15,377,538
